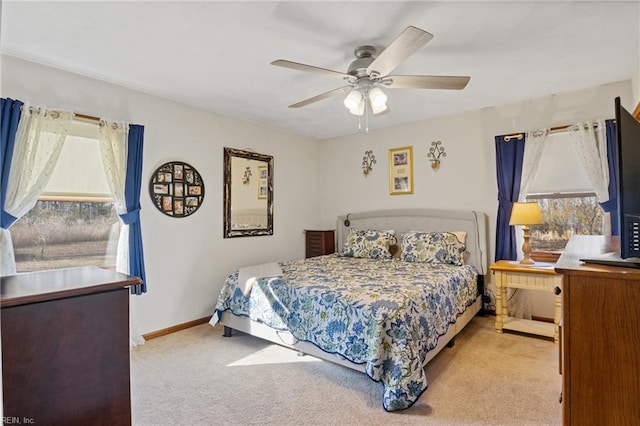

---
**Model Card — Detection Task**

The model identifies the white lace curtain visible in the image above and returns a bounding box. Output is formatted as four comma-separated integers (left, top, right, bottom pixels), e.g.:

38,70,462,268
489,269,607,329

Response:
98,121,145,347
509,128,549,319
567,118,611,235
98,120,130,273
0,105,72,275
519,129,549,201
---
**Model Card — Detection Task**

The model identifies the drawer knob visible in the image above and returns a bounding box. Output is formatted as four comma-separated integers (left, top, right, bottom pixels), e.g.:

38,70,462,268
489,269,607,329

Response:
554,286,562,295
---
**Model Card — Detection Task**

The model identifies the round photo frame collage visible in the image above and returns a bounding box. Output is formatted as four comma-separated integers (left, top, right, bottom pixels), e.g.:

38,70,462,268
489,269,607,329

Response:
149,161,204,218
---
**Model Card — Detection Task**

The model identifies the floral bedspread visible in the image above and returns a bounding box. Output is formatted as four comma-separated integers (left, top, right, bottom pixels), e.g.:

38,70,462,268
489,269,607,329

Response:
214,254,478,411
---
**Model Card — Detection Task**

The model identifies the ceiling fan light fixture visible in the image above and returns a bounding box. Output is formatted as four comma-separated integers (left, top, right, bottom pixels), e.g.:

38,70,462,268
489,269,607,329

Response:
271,26,469,132
368,87,387,107
344,89,362,110
371,101,388,115
349,100,365,116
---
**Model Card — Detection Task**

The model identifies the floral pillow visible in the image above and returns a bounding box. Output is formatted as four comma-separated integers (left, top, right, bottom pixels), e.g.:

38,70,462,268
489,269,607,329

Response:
340,228,396,259
400,231,466,265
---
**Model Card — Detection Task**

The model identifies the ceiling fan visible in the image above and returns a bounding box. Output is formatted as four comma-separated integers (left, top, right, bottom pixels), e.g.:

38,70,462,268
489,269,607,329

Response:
271,26,470,122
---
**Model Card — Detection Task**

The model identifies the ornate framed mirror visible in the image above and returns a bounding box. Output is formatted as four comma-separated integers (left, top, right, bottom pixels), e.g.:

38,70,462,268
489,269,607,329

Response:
223,147,274,238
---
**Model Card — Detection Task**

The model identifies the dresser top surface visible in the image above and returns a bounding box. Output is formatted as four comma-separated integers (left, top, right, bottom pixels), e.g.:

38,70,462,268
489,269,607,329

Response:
1,266,141,307
555,235,640,278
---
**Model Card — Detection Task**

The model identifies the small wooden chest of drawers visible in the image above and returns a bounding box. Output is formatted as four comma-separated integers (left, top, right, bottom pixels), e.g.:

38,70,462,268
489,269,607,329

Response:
305,230,335,258
1,266,140,425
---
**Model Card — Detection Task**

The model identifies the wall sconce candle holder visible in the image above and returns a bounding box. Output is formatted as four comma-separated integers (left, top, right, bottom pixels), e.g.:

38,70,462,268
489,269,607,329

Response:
362,150,377,175
427,141,447,171
242,166,252,185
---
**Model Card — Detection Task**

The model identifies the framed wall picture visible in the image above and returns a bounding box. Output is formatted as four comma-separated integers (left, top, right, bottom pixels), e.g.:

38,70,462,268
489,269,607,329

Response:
257,165,268,200
388,146,414,195
149,161,205,217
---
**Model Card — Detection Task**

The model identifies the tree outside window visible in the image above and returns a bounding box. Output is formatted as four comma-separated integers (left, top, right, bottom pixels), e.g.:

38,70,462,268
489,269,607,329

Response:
526,192,603,260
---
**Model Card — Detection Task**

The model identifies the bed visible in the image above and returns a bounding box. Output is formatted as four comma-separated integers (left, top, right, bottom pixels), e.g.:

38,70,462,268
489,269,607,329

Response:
210,208,488,411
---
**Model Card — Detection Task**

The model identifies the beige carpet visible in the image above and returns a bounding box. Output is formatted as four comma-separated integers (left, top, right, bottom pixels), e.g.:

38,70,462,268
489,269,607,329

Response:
131,315,562,425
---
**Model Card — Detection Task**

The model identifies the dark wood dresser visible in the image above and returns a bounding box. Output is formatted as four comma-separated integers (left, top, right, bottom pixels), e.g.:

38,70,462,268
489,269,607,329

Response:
555,236,640,426
305,230,335,258
1,266,141,426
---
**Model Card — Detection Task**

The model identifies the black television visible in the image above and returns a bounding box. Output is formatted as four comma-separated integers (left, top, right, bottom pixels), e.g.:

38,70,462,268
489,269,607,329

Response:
615,96,640,259
581,97,640,268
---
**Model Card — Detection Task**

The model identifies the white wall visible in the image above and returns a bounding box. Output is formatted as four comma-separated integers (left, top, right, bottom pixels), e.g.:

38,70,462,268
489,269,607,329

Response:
1,55,322,334
634,4,640,107
634,61,640,109
635,65,640,108
320,79,633,318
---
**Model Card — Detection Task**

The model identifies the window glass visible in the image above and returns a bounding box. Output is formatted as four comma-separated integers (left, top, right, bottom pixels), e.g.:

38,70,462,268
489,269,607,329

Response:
526,193,603,254
524,132,605,255
10,124,120,273
11,200,120,273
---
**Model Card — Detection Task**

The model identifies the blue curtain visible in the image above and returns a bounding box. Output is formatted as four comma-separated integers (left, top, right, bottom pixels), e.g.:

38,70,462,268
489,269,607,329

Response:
1,98,23,230
494,134,525,261
121,124,147,294
603,119,619,235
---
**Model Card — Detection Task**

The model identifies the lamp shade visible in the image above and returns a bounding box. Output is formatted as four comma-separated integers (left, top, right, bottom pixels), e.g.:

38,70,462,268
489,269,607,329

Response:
349,100,365,116
371,101,388,115
344,89,362,110
509,202,543,226
368,87,387,107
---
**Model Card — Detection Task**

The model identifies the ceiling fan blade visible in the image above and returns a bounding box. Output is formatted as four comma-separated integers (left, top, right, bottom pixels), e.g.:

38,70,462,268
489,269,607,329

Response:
384,75,471,90
366,26,433,77
289,85,352,108
271,59,352,81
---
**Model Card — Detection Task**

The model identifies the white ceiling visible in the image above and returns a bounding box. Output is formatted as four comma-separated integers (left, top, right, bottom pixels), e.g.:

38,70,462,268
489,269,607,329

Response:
1,1,639,140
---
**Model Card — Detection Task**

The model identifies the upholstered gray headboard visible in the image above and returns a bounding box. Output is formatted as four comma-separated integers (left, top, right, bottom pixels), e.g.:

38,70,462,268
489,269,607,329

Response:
336,208,489,275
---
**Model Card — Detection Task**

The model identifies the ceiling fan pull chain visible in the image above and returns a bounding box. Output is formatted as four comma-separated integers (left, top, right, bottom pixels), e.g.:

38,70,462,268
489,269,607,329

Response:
365,102,370,133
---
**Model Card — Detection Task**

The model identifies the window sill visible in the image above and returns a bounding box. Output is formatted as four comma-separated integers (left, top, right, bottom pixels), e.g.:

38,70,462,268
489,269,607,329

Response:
531,251,561,263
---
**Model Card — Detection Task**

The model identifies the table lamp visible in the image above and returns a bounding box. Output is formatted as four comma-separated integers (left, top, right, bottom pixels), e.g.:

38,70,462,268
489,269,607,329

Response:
509,201,543,264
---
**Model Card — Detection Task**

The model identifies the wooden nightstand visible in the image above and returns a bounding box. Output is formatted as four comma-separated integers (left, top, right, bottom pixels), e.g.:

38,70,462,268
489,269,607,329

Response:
305,230,335,258
490,260,562,342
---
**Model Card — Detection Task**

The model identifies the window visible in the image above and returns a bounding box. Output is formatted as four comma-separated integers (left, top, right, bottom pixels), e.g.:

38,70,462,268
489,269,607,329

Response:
11,199,120,273
10,121,120,273
522,131,605,261
526,192,603,260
